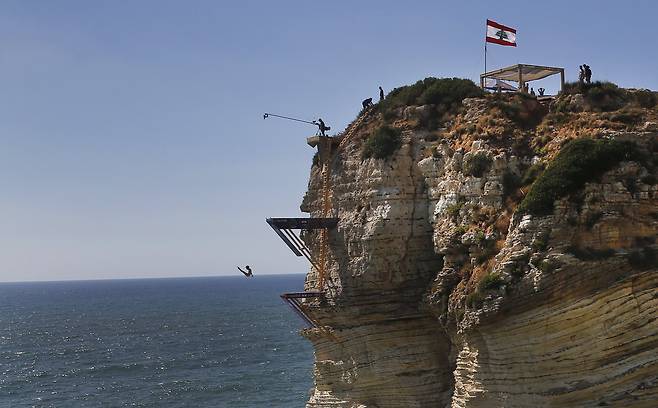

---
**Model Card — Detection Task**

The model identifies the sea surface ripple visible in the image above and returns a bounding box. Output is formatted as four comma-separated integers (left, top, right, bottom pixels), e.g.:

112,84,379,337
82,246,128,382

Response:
0,274,312,407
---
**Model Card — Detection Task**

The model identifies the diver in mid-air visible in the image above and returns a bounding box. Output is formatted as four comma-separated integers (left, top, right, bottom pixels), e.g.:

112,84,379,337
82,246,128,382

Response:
237,265,253,278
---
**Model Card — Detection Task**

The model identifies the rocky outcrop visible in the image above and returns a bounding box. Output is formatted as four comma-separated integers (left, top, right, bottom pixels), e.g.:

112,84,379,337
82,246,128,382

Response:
297,89,658,407
449,268,658,407
301,127,453,407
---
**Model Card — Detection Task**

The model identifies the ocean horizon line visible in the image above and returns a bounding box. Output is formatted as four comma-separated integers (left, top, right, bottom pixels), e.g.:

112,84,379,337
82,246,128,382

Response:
0,271,306,285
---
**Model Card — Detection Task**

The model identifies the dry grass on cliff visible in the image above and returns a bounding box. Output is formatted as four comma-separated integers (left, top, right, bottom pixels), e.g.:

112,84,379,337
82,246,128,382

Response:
445,93,546,156
533,108,655,159
442,84,658,161
344,80,657,165
534,87,658,159
561,81,657,111
439,87,658,309
343,77,487,156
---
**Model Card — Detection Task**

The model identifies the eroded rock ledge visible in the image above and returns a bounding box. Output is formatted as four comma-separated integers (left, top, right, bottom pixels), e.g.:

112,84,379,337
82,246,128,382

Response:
298,84,658,408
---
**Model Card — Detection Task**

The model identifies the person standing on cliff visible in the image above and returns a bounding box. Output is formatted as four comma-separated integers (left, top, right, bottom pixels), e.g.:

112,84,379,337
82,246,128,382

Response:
379,86,385,102
313,118,330,136
579,65,585,83
584,64,592,83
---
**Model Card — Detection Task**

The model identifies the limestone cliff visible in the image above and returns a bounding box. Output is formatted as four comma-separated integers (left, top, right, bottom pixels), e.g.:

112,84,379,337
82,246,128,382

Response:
298,80,658,407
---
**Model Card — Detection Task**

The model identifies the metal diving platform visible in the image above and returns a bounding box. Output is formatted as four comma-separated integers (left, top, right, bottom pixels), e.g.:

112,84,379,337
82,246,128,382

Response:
266,217,338,327
266,217,338,265
280,291,323,327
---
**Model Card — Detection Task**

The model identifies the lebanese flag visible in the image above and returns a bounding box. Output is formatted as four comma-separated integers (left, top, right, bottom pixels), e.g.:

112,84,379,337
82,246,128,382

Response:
486,19,517,47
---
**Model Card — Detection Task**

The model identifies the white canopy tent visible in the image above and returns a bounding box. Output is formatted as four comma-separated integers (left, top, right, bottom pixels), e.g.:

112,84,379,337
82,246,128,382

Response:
480,64,565,93
483,78,518,92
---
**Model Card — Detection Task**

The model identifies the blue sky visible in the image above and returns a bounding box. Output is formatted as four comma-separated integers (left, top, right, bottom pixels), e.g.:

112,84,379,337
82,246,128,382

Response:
1,1,656,282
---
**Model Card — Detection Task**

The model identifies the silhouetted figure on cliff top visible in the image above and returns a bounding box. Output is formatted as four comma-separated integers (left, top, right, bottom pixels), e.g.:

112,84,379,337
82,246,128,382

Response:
379,86,385,102
313,118,330,136
362,98,374,110
584,64,592,83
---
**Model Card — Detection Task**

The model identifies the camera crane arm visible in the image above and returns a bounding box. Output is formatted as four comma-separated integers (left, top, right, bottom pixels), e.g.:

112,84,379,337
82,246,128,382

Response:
263,113,317,126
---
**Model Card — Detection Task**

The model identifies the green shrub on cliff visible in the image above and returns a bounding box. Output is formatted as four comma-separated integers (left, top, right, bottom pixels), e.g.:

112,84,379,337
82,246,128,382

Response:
561,81,627,111
362,125,402,159
491,93,548,129
521,162,545,185
445,199,465,219
634,89,657,108
478,273,504,291
466,272,505,308
502,170,521,198
463,153,492,177
418,78,484,106
518,139,637,216
378,77,483,116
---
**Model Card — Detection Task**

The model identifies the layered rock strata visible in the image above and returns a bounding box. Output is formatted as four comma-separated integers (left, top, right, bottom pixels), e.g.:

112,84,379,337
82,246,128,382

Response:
297,93,658,407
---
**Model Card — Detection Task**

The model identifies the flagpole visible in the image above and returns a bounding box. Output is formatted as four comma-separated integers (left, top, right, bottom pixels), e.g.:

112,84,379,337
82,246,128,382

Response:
484,20,488,88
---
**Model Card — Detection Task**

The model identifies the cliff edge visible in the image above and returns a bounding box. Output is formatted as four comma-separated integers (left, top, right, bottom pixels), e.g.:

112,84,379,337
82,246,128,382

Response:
299,79,658,407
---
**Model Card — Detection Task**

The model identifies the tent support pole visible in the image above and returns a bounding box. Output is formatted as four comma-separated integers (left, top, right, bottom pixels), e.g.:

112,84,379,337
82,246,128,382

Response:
518,64,523,93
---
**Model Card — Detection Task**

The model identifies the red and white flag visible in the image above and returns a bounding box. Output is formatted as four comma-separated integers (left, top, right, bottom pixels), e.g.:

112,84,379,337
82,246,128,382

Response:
486,19,516,47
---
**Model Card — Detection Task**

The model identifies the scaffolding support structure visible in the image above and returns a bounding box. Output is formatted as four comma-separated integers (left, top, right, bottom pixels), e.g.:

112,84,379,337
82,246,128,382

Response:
280,292,323,327
266,216,337,327
269,108,372,327
317,136,334,290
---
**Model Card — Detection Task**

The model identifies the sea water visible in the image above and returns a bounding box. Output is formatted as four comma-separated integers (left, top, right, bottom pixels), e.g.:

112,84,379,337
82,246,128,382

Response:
0,274,313,407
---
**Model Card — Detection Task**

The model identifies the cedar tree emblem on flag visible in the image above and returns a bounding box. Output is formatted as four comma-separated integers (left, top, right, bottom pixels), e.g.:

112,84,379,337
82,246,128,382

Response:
486,19,517,47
